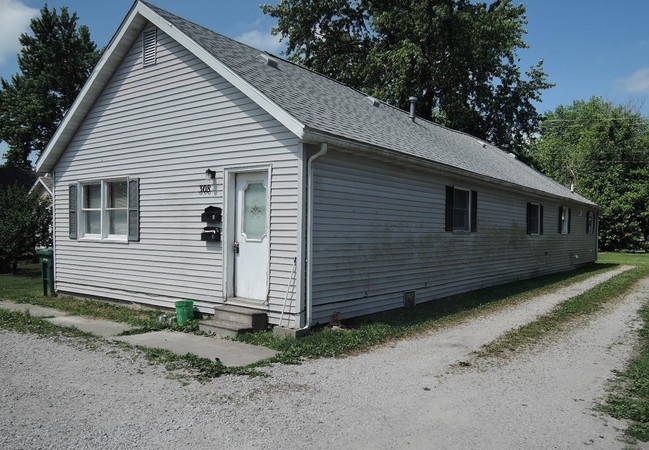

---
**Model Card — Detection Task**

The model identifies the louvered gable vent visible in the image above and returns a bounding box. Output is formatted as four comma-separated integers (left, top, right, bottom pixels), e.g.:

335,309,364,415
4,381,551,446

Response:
143,27,157,66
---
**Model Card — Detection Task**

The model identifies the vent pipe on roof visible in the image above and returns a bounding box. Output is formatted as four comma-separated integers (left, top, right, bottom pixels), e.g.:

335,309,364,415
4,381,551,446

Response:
409,96,417,122
260,53,278,68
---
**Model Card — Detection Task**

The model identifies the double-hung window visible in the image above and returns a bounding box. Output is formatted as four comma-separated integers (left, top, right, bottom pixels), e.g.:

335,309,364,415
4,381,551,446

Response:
445,186,477,232
70,179,139,242
558,206,571,234
526,202,543,235
586,211,596,234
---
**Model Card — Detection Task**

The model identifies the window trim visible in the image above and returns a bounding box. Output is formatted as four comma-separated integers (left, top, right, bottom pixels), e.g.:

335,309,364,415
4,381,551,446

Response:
80,182,103,239
559,206,571,234
77,178,130,242
586,211,597,235
445,186,477,233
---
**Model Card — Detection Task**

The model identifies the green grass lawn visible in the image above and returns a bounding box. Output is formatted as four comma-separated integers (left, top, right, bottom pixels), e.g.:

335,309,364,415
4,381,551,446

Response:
0,262,166,328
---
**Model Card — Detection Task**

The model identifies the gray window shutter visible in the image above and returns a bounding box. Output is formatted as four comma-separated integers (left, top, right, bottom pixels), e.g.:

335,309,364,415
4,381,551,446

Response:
470,191,477,232
526,202,532,235
567,208,571,233
69,184,77,239
445,186,454,231
558,206,563,233
128,178,140,242
540,205,544,235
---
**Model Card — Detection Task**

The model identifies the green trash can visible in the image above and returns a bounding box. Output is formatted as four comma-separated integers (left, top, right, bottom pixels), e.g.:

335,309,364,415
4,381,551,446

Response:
175,300,194,324
36,248,55,297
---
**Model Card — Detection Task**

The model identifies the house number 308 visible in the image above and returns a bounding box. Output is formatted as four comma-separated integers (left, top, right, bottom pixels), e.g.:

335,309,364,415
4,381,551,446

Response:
199,185,212,194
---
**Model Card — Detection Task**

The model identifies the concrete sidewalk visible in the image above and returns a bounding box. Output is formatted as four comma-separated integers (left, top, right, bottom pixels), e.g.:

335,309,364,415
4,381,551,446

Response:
0,301,277,367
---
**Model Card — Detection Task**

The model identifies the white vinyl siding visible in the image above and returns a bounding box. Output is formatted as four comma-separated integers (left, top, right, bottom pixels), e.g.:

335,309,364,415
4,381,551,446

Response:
52,26,300,324
309,149,598,324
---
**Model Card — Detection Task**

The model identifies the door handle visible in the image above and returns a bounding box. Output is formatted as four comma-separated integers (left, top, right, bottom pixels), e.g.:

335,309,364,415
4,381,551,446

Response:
233,241,240,254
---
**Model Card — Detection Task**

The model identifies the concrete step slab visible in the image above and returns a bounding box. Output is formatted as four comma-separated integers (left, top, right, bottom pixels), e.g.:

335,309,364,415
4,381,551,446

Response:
0,301,68,318
198,319,252,338
112,330,278,367
213,304,267,329
46,316,135,337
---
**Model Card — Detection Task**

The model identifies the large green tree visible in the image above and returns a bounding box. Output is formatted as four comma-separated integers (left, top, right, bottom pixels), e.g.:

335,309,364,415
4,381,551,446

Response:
0,185,52,274
0,5,100,169
262,0,552,151
531,97,649,251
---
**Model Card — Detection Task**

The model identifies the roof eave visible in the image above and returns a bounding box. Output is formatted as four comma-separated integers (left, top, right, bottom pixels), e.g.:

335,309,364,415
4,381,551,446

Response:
302,128,599,210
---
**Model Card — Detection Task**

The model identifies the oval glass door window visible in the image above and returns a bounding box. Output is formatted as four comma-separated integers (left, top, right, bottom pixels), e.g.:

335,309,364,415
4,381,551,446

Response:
243,182,267,240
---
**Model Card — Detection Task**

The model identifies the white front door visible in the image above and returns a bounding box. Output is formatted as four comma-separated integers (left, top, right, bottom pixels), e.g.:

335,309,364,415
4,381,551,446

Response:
234,171,269,301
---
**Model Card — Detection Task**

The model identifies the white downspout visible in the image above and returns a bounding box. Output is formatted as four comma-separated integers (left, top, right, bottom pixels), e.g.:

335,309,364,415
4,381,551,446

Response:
302,142,327,330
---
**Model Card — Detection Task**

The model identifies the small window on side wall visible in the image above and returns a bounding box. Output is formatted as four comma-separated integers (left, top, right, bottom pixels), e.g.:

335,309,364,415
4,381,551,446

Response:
586,211,597,234
527,202,543,235
445,186,477,232
559,206,571,234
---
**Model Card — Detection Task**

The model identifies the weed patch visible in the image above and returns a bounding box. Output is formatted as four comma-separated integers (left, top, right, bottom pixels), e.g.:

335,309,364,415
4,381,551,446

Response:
0,308,98,340
130,344,265,380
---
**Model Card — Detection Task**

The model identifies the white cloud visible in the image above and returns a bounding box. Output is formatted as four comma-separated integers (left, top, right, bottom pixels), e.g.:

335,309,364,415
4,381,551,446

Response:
0,0,38,65
236,29,283,54
618,68,649,93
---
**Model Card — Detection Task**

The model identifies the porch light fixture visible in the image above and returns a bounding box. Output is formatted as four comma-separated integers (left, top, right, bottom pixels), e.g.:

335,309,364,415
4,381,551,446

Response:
205,169,216,180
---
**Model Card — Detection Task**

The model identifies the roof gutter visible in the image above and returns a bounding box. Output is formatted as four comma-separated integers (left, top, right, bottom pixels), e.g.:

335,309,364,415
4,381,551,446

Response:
300,142,327,331
302,129,599,210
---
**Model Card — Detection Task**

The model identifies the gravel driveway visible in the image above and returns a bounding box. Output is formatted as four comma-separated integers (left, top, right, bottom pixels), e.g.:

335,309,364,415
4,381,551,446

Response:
1,268,648,450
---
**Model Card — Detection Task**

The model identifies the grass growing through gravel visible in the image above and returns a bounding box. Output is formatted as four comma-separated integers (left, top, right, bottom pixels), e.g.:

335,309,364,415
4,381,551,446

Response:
474,255,649,359
594,252,649,443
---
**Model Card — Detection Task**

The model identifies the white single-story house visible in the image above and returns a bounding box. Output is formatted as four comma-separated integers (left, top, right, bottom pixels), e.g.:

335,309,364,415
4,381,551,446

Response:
36,1,599,333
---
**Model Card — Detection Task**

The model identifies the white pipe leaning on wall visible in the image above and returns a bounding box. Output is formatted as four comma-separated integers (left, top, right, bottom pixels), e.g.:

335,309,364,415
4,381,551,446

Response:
301,142,328,330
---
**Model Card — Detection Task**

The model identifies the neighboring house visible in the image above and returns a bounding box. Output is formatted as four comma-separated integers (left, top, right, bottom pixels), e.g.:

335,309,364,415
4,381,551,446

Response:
35,1,599,332
29,175,54,199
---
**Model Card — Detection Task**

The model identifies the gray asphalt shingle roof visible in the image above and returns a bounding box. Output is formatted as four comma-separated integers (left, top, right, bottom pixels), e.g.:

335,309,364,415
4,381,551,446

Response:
146,2,594,206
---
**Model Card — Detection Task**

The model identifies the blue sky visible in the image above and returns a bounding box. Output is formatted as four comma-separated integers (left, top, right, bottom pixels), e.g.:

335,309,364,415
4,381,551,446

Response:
1,0,648,164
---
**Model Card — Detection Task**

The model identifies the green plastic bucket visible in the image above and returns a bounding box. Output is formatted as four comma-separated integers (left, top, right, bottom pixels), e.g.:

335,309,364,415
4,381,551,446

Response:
175,300,194,324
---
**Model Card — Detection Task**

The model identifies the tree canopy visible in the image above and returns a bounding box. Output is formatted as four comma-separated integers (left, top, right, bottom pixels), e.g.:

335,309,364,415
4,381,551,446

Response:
0,184,52,274
0,5,100,169
262,0,552,151
531,97,649,251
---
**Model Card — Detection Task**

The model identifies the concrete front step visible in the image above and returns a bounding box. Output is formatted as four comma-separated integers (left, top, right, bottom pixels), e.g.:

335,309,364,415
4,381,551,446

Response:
213,304,268,329
199,319,253,338
198,304,268,338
